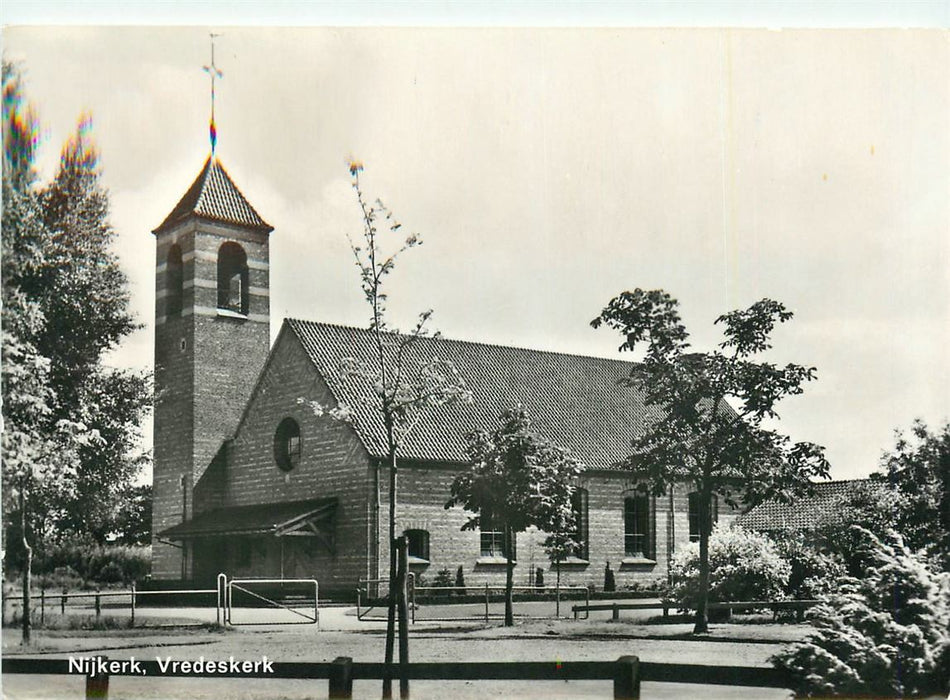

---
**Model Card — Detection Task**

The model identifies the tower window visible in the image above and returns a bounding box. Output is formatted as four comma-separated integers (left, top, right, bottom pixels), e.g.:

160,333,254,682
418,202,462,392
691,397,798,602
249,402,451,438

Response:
217,242,249,315
274,417,301,472
166,244,184,317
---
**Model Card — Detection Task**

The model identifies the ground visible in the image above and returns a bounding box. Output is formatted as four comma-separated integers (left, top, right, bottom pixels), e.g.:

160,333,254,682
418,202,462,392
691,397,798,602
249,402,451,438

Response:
2,599,806,699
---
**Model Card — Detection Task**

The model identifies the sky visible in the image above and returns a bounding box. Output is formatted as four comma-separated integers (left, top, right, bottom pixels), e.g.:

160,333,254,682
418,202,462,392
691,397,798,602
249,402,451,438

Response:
2,16,948,481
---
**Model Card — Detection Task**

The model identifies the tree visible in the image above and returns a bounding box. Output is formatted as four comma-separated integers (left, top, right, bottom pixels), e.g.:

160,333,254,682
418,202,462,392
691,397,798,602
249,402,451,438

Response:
445,406,582,626
591,289,830,633
2,64,149,642
873,420,950,567
109,483,153,546
772,528,950,697
306,161,470,697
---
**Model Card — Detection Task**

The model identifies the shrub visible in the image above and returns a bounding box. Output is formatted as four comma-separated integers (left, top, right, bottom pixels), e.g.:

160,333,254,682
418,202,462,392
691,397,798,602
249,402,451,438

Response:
603,562,616,592
772,528,950,697
455,565,466,596
432,568,453,598
670,525,790,607
33,543,150,585
771,532,845,600
535,567,544,589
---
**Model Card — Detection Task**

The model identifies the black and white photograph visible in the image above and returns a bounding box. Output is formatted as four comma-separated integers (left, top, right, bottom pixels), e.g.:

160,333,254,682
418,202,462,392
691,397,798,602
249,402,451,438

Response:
2,4,948,699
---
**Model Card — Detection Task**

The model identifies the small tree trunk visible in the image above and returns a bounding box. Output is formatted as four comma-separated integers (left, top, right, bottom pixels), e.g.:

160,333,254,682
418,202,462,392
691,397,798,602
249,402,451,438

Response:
555,558,561,617
20,489,32,645
396,536,410,699
693,492,710,634
383,447,399,698
504,526,514,626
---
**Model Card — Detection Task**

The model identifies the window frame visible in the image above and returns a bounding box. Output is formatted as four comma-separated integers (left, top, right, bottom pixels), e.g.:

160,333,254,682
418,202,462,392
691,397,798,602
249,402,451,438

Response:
217,241,250,315
571,487,589,561
404,528,430,562
479,508,515,560
273,417,302,472
623,492,655,560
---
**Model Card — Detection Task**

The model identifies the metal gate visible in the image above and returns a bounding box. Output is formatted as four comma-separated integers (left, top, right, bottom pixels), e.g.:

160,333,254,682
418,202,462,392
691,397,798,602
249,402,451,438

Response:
218,574,319,626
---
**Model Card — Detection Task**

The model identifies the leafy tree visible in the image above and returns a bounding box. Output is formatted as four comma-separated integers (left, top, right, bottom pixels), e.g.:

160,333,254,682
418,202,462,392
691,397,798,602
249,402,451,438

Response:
305,161,470,697
2,64,149,641
445,406,582,625
772,528,950,697
109,483,153,546
592,289,830,633
873,420,950,567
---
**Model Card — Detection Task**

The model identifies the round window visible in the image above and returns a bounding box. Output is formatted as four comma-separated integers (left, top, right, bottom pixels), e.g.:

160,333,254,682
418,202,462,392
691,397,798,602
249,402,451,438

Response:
274,417,301,472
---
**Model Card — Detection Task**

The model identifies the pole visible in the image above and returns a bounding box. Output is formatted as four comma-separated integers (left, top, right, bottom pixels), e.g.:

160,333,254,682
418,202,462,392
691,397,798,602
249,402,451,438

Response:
130,582,136,627
613,655,641,700
328,656,354,699
62,588,67,615
95,589,101,622
396,536,410,699
40,586,45,627
85,656,110,700
484,582,489,624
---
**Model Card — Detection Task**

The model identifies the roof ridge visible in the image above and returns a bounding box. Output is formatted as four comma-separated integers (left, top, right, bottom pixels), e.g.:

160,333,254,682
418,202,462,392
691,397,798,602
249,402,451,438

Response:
285,317,636,368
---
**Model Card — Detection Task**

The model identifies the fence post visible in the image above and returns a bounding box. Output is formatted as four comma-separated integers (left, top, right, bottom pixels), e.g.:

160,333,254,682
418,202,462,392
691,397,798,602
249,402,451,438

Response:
484,582,489,624
95,589,101,621
613,655,640,700
130,582,136,627
328,656,353,699
612,603,619,622
85,656,110,700
555,581,560,618
62,588,67,615
40,586,45,627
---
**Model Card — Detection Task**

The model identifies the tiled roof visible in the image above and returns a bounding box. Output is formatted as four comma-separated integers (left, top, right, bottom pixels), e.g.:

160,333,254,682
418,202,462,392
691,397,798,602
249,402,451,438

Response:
737,479,876,531
159,498,336,539
153,157,273,234
286,319,664,470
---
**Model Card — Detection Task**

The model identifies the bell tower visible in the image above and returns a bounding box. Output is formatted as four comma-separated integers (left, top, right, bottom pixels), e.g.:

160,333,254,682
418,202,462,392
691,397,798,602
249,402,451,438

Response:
150,157,273,580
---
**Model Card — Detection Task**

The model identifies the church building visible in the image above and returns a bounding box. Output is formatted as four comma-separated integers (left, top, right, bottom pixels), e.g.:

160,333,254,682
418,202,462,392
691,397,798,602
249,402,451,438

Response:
150,156,738,598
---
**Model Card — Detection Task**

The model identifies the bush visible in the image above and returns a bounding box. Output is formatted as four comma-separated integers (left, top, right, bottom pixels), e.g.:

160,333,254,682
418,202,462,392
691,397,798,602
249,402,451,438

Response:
535,567,544,589
455,565,466,596
30,543,150,586
670,525,790,607
772,528,950,697
603,562,616,592
771,532,845,600
432,568,453,598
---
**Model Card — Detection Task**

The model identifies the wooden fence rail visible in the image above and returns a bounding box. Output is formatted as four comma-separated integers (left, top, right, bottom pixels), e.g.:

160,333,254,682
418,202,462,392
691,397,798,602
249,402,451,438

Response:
573,599,819,621
1,655,794,699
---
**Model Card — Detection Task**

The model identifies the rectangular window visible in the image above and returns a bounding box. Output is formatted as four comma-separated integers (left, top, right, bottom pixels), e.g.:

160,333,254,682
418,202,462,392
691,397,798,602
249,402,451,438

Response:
688,491,719,542
480,509,515,559
404,529,430,561
572,488,589,560
624,494,653,558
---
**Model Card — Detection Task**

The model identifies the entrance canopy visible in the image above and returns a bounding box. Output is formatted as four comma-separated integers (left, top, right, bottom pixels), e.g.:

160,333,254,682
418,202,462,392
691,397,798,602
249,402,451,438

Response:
159,498,337,549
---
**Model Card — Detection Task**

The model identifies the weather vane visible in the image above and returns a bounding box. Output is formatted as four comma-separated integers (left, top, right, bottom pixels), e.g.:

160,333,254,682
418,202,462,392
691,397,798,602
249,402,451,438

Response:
203,33,223,154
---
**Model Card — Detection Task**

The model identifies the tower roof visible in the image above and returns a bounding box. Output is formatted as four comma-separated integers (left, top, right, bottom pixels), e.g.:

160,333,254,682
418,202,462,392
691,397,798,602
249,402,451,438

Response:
153,156,273,234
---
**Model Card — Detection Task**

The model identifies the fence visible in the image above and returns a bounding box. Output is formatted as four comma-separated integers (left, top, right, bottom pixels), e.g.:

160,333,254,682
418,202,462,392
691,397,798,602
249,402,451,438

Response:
572,598,819,621
1,654,795,699
1,583,219,629
357,577,590,623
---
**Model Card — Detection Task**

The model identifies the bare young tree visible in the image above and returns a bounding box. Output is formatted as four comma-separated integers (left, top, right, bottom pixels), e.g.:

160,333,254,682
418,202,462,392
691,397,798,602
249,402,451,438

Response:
307,161,471,697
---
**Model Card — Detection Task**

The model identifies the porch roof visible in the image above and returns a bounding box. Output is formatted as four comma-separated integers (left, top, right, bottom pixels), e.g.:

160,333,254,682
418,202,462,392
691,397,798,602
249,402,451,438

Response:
159,498,337,539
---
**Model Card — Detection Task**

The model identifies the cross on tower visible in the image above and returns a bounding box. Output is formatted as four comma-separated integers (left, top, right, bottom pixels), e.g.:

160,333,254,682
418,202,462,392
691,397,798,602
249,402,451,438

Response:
203,33,223,154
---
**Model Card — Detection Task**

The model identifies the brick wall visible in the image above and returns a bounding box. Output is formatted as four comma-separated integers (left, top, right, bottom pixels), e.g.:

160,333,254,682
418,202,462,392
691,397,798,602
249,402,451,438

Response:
151,219,271,580
210,326,374,595
377,466,737,592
